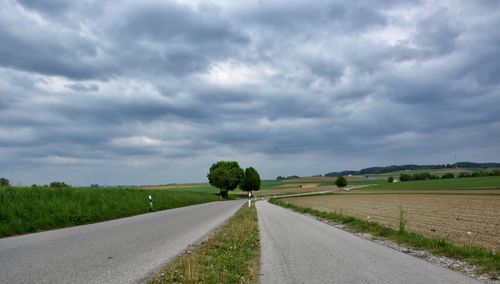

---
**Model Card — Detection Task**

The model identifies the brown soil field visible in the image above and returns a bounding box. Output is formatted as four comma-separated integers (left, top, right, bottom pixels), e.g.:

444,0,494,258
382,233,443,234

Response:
285,192,500,251
254,184,338,196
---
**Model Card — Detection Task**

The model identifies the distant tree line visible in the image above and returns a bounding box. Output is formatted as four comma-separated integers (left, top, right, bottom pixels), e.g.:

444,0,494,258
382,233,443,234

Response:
325,162,500,177
390,169,500,182
276,175,300,180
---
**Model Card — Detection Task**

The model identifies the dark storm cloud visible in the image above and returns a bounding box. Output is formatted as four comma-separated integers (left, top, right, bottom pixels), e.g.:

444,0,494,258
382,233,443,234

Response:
1,0,499,185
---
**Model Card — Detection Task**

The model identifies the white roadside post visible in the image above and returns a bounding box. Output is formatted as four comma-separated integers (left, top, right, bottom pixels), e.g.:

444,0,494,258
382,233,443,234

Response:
248,191,251,207
148,195,153,210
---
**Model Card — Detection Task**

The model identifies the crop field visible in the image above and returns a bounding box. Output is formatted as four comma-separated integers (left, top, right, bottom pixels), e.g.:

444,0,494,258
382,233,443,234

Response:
0,187,221,238
285,191,500,251
141,180,339,196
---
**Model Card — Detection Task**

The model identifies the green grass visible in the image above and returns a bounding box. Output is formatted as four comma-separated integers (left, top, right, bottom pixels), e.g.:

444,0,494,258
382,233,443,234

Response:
348,180,387,186
149,204,259,284
170,184,220,194
0,186,222,238
364,176,500,190
270,198,499,276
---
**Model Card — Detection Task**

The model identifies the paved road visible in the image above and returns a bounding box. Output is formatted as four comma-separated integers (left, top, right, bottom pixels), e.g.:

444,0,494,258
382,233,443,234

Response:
257,201,480,284
0,200,244,284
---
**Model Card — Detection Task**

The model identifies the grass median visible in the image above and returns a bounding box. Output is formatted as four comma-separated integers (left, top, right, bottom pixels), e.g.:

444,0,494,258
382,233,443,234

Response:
149,204,259,284
0,186,223,238
269,198,499,277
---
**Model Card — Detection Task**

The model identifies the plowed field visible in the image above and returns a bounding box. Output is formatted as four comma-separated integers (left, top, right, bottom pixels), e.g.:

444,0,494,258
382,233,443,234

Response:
286,192,500,250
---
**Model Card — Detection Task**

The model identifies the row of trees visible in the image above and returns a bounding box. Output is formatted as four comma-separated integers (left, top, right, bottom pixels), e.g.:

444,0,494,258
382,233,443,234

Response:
0,178,72,188
276,175,300,180
390,170,500,182
207,161,261,198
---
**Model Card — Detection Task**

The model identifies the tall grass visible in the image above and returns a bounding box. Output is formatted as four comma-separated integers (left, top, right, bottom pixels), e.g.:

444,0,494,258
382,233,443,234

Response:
0,187,221,238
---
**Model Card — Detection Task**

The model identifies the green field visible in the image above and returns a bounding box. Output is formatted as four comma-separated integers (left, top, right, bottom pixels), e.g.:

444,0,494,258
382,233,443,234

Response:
0,187,222,238
168,180,297,194
363,176,500,190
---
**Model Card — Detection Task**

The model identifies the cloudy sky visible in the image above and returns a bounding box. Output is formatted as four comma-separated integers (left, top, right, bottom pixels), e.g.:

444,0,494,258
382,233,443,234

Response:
1,0,499,186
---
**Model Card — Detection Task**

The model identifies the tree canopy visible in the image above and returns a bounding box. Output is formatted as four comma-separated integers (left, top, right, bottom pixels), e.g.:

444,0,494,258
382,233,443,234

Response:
240,167,261,194
0,177,9,187
207,161,244,198
335,176,347,189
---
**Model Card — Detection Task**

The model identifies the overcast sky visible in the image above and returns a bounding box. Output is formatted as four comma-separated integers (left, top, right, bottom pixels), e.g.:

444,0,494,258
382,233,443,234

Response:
1,0,499,186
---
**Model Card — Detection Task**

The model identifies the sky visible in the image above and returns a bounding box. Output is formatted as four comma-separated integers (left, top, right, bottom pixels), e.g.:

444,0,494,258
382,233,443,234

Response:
1,0,499,186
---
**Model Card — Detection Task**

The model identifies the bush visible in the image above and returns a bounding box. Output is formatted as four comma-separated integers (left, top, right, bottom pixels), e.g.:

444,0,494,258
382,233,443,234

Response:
387,176,394,183
399,173,414,182
458,172,471,178
441,173,455,179
0,177,9,187
335,176,347,188
49,181,70,188
472,171,488,177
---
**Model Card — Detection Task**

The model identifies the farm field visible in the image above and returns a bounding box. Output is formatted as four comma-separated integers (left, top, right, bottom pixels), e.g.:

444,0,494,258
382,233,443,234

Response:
284,190,500,251
363,176,500,190
141,180,339,196
0,187,221,238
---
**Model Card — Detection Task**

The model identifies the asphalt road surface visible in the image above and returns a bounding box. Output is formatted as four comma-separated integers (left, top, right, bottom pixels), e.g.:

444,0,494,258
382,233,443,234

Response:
257,200,480,284
0,200,243,284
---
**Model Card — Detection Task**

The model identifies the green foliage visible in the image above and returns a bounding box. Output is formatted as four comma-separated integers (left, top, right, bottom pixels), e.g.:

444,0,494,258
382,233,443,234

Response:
0,177,9,187
240,167,261,193
472,171,489,177
387,176,394,183
458,172,472,178
49,181,70,188
441,173,455,179
0,187,220,238
207,161,244,198
400,172,439,181
335,176,347,188
399,173,413,181
270,198,499,275
399,206,406,233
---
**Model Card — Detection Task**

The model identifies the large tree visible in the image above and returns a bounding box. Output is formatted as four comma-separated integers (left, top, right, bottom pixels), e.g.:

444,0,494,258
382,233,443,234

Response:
240,167,261,197
207,161,244,198
335,176,347,190
0,177,9,187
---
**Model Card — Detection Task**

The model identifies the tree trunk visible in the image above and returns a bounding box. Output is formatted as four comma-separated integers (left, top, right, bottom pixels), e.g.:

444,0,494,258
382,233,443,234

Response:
220,190,229,199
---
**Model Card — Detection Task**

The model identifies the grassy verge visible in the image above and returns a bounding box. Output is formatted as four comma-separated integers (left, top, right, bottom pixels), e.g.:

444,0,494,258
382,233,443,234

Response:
269,198,499,276
0,186,223,238
149,204,259,284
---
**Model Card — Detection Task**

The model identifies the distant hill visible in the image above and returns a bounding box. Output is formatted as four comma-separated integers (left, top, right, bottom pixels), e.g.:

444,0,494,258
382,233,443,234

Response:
324,162,500,177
